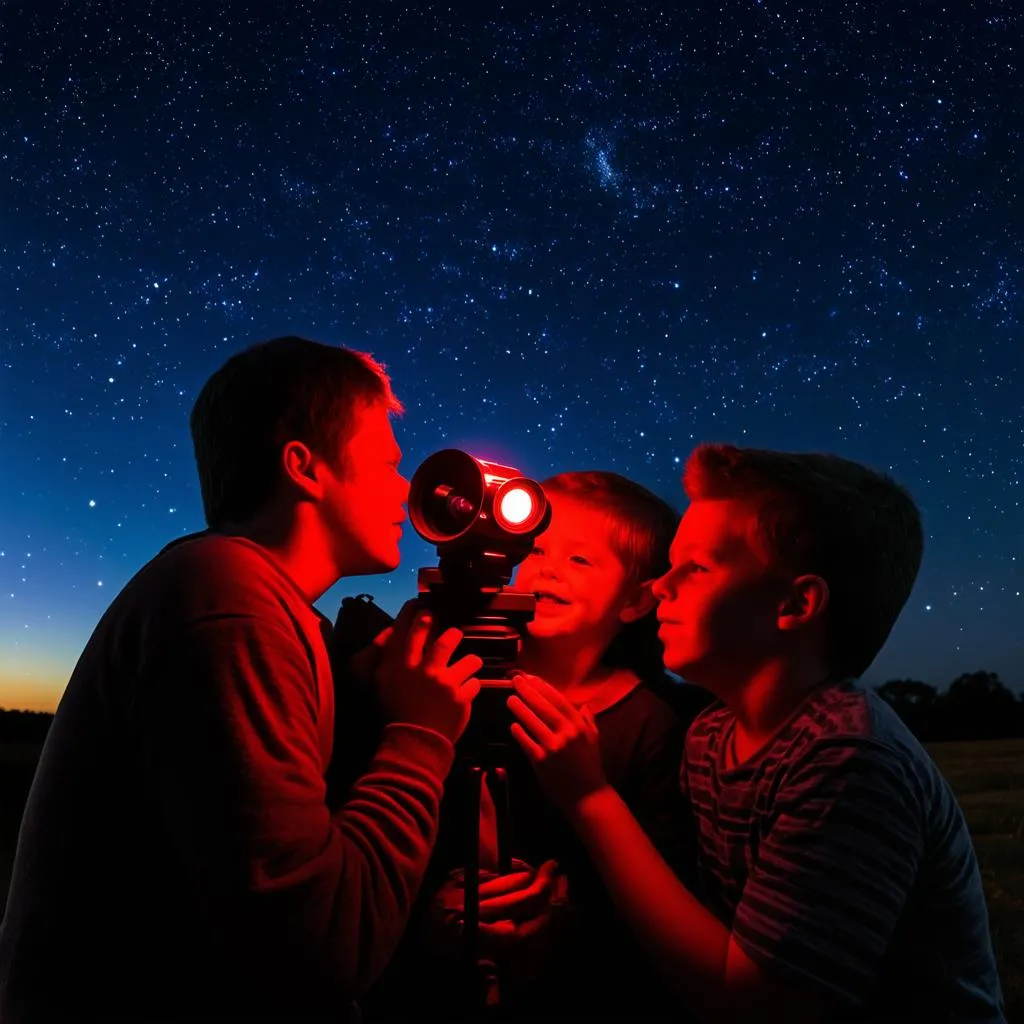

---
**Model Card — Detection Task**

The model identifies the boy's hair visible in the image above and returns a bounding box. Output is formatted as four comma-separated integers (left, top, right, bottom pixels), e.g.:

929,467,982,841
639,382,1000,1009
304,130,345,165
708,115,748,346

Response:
683,444,924,678
190,336,402,528
541,470,680,680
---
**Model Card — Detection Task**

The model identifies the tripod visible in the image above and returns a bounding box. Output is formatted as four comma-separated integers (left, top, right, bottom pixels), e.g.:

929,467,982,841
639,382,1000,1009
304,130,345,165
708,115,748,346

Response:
457,762,510,1015
331,580,536,1018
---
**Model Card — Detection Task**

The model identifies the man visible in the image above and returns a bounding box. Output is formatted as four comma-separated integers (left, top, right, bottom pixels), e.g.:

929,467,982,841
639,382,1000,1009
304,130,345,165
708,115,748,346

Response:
0,336,481,1022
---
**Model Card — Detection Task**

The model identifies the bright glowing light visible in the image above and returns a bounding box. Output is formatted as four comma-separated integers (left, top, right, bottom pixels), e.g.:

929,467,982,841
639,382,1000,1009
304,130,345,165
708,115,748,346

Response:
499,487,534,525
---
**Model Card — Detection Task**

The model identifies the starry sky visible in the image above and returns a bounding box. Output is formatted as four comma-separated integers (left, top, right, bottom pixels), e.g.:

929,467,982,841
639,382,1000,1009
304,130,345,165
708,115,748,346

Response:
1,2,1021,712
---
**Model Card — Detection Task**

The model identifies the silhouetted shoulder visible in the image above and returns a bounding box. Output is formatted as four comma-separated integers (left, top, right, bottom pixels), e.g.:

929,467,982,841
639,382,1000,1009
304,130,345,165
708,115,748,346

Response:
791,681,933,765
123,532,311,623
85,532,325,679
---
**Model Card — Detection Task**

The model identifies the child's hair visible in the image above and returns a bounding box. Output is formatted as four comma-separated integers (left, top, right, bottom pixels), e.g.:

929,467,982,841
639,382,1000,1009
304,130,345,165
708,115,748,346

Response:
190,336,401,528
683,443,923,678
540,470,680,680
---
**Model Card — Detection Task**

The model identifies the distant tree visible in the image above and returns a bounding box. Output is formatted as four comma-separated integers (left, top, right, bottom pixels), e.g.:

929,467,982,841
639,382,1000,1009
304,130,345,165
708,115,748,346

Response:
875,680,940,739
0,709,54,744
934,671,1023,740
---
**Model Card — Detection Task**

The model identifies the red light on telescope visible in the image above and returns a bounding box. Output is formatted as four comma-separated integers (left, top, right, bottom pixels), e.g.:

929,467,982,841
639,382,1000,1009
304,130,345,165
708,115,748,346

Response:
499,487,534,526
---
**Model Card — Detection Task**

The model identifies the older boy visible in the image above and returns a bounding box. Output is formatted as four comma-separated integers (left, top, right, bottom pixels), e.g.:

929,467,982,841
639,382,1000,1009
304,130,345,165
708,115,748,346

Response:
0,337,482,1023
508,444,1005,1023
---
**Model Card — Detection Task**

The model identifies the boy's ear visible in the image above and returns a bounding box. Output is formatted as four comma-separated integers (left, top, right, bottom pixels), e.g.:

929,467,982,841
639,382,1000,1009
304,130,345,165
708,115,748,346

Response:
619,579,658,625
777,574,830,631
282,440,323,500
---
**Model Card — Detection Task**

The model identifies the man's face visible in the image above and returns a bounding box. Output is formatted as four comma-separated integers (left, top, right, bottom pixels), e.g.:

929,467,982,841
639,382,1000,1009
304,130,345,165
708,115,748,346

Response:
652,498,786,688
515,494,637,647
321,400,409,575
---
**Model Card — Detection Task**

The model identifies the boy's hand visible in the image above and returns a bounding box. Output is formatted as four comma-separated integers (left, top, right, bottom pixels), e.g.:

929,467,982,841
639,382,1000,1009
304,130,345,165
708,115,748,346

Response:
477,858,566,954
432,860,566,983
508,673,607,812
374,600,482,743
437,860,560,922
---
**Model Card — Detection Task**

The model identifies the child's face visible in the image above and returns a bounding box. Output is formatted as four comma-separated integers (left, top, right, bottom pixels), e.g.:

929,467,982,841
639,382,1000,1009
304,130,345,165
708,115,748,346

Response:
515,494,640,647
652,498,788,687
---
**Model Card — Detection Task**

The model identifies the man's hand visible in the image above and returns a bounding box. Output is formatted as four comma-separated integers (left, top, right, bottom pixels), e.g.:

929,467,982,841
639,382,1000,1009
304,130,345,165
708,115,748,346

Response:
508,673,607,812
343,623,393,690
375,600,482,743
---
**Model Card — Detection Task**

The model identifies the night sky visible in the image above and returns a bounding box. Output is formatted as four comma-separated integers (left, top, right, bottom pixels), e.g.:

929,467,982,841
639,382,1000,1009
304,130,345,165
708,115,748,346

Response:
2,3,1021,712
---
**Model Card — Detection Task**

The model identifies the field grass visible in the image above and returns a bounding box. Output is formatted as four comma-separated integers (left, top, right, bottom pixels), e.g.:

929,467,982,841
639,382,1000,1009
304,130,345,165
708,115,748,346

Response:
927,738,1024,1020
1,737,1022,1018
0,741,44,919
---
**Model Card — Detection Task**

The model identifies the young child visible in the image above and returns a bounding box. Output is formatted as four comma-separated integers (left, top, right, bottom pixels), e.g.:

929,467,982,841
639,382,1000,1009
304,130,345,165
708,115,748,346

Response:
508,445,1006,1024
369,470,712,1021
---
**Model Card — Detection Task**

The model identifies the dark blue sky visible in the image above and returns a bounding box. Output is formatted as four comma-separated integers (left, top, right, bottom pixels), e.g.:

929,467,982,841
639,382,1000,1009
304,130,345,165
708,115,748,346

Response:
2,2,1021,710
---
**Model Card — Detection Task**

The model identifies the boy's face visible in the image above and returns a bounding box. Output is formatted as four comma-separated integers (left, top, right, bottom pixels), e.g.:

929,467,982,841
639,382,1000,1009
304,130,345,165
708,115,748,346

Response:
320,400,409,575
653,498,788,687
515,494,639,647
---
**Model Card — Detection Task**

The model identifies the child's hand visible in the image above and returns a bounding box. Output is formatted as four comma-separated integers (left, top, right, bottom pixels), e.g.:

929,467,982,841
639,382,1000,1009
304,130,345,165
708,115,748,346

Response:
476,859,562,928
478,860,567,984
508,672,607,812
430,860,566,985
434,859,558,924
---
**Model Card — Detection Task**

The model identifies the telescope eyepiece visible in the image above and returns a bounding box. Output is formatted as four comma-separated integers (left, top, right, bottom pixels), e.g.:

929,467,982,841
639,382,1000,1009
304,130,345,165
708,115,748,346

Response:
446,493,476,519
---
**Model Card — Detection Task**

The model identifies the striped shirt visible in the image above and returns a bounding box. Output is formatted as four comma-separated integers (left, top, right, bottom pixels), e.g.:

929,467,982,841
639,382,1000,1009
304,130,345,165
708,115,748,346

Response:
681,680,1005,1023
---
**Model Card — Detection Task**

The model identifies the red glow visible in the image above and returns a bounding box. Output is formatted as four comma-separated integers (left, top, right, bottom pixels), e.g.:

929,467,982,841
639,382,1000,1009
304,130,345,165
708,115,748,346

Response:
499,487,534,526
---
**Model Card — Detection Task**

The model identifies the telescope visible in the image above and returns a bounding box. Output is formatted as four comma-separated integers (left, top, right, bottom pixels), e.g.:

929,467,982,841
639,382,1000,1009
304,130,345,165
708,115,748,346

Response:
332,447,549,680
408,448,549,715
333,447,549,719
329,449,550,1011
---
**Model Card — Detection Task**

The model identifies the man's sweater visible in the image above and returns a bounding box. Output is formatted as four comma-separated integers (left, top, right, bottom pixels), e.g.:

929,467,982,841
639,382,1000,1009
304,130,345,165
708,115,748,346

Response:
0,533,453,1023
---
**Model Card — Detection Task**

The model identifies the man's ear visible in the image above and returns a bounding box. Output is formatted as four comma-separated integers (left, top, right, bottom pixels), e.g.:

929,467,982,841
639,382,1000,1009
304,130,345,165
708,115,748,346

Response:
619,579,659,625
777,574,829,631
282,441,323,500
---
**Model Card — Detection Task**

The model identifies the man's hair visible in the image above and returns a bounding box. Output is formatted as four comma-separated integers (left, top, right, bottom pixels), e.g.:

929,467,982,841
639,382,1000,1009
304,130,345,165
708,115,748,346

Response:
190,336,402,528
540,470,680,680
683,444,924,678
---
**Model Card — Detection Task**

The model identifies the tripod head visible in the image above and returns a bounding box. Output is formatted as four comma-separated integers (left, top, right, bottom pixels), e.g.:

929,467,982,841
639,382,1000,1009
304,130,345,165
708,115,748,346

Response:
331,450,550,1002
409,449,550,761
331,449,550,764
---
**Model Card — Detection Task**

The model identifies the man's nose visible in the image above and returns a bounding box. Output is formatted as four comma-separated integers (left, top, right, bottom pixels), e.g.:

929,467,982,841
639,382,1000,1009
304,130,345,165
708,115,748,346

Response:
652,570,672,602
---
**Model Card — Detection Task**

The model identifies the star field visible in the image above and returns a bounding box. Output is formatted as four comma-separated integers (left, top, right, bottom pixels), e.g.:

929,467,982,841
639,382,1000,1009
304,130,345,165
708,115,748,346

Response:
1,2,1021,710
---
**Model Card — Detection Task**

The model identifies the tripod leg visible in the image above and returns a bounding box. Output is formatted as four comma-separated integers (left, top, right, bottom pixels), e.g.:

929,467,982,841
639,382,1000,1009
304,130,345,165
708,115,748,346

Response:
463,764,483,980
462,764,506,1017
489,766,512,875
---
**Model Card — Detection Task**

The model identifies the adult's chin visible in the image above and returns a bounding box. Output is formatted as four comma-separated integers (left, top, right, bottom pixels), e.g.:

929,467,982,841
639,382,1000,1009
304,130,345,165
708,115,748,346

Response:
378,546,401,572
349,546,401,577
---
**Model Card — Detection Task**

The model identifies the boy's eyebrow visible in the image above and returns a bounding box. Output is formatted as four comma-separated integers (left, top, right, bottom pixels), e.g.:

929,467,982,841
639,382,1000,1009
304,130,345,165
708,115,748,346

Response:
546,535,608,556
673,541,711,557
673,540,733,563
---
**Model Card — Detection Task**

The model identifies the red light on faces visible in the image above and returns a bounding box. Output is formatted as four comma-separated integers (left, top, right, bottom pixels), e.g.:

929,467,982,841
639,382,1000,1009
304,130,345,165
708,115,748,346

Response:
498,486,534,526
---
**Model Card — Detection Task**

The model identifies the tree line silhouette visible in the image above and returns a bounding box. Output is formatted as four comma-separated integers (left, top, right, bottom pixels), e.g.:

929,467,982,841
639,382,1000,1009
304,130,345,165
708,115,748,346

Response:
2,670,1022,746
873,671,1024,742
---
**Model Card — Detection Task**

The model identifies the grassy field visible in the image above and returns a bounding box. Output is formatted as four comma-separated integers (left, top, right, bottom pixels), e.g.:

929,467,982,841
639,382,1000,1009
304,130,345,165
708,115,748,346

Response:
1,737,1022,1018
0,741,43,917
928,738,1024,1019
